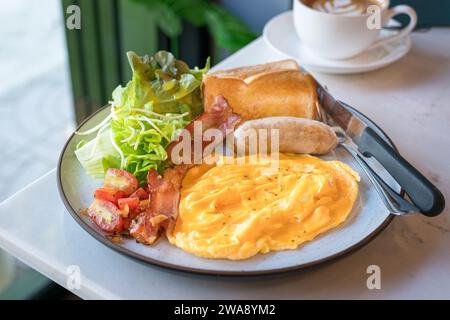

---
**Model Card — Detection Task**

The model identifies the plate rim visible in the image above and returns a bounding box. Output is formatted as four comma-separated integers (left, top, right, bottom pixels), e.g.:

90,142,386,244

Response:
263,11,412,74
57,104,396,276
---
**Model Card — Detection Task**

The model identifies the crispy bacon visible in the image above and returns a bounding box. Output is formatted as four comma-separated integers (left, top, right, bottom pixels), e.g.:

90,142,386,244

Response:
166,95,241,165
130,96,240,244
130,165,188,244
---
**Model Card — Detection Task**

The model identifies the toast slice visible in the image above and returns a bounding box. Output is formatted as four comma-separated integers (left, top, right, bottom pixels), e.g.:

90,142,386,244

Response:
203,59,317,122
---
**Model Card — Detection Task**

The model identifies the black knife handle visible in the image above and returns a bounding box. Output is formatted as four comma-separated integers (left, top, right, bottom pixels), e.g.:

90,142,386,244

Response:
358,127,445,217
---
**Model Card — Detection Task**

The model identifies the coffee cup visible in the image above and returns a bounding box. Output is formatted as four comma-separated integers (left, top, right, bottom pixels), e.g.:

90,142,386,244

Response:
293,0,417,60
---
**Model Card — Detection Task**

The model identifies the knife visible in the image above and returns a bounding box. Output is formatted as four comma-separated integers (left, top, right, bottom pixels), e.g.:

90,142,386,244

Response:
316,83,445,217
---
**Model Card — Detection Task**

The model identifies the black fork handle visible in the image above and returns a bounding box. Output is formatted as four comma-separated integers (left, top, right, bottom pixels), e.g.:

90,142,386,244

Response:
358,127,445,217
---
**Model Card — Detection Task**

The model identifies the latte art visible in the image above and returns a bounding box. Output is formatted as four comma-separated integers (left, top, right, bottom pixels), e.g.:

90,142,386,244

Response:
307,0,379,16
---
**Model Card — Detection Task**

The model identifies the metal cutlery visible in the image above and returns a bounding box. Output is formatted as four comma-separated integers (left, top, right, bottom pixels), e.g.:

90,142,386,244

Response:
314,83,445,217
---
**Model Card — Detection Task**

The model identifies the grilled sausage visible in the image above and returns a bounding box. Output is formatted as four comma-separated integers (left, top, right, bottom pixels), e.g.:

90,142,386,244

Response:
234,116,338,155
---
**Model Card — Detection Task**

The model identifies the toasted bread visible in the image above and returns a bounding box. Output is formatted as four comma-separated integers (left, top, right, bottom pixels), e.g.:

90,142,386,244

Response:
203,60,318,122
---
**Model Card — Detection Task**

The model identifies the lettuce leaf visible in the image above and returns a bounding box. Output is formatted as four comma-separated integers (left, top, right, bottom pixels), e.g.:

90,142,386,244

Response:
74,128,118,179
75,51,209,185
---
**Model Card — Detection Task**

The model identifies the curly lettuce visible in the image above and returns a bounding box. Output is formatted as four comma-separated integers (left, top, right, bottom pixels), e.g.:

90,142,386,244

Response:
75,51,209,184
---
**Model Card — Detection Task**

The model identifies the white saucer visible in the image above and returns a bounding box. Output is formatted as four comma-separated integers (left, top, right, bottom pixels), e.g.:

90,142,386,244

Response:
263,11,412,74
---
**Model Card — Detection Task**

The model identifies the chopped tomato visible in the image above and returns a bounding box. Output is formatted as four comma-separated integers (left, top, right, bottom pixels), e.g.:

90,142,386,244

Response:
139,200,149,211
120,199,144,232
104,169,138,196
123,215,139,231
118,197,140,212
123,218,132,231
88,199,123,233
131,210,142,219
94,187,126,204
130,188,149,200
119,203,130,218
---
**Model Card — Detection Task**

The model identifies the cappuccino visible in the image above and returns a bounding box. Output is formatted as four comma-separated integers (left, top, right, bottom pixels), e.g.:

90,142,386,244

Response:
304,0,381,16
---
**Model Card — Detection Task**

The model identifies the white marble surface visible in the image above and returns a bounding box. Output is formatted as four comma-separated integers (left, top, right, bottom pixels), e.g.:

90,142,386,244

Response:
0,0,74,296
0,0,74,201
0,28,449,299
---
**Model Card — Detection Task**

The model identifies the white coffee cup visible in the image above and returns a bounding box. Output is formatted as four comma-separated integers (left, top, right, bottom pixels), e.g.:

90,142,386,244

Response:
293,0,417,60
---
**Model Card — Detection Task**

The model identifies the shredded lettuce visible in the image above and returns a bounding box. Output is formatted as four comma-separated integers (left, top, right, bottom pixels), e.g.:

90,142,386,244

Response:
75,51,210,185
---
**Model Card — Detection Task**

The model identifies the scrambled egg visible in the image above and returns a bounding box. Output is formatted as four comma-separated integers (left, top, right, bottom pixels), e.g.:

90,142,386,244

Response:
168,154,360,260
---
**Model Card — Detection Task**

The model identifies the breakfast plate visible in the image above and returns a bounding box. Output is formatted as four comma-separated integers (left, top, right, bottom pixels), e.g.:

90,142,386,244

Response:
58,102,399,275
263,11,412,74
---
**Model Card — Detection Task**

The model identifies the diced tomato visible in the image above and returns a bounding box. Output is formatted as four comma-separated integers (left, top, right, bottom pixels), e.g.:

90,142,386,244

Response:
130,211,141,219
123,215,140,231
118,198,140,212
104,169,138,196
94,187,126,205
88,199,123,233
121,201,145,232
139,200,149,211
130,188,149,200
123,218,132,231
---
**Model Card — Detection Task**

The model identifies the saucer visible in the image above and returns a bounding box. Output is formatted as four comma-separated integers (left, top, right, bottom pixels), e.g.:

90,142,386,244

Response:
263,11,412,74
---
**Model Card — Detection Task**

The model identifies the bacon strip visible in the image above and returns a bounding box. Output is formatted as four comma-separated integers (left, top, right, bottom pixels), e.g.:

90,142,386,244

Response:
130,96,240,244
130,164,188,244
166,95,241,165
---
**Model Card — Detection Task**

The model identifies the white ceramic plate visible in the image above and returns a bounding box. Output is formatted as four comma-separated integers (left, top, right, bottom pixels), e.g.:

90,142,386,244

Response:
58,104,398,275
263,11,412,74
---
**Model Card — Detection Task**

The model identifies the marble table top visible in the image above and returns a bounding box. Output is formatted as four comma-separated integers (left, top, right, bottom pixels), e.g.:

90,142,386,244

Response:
0,28,449,299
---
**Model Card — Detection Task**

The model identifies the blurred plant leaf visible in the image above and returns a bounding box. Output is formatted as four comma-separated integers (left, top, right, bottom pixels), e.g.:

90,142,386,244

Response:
205,4,256,52
132,0,182,38
131,0,256,52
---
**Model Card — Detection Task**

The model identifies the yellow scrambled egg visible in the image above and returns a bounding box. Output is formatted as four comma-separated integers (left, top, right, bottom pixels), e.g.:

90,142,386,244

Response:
167,154,360,260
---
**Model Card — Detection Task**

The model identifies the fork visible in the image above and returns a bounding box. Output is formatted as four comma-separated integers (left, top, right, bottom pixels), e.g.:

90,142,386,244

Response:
315,102,419,215
333,127,419,215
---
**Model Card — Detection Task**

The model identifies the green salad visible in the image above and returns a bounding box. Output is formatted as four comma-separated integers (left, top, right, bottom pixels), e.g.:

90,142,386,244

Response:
75,51,210,185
